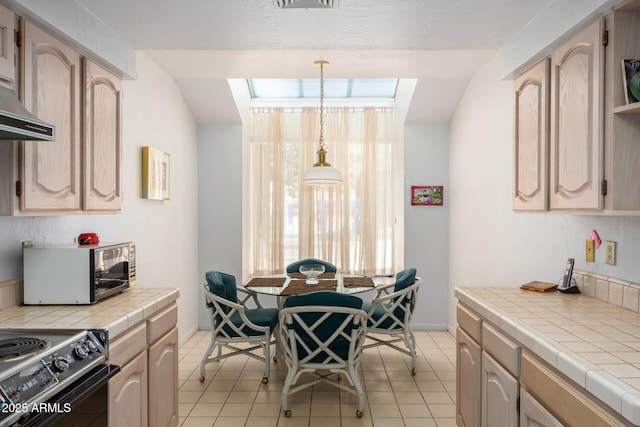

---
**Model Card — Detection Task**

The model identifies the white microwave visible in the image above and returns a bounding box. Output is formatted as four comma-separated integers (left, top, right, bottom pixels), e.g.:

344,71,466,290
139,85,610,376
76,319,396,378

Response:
23,242,136,304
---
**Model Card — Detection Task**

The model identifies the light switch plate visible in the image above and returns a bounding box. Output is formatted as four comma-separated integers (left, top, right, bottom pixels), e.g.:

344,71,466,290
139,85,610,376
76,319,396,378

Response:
586,239,595,262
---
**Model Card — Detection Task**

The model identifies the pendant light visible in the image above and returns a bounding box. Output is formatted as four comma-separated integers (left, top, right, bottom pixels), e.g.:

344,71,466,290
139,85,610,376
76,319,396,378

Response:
302,60,343,186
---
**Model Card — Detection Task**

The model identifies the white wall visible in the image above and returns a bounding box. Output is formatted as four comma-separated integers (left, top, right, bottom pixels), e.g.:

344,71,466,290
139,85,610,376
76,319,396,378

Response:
448,53,640,332
197,123,244,329
404,124,449,329
0,51,200,344
121,51,200,343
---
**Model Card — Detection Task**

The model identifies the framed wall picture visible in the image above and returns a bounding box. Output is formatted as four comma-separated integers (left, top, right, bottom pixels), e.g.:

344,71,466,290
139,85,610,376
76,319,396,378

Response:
142,146,170,200
411,186,443,206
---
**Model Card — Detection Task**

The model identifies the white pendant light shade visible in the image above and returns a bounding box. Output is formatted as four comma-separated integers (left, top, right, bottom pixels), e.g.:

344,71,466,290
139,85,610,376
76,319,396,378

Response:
303,164,343,186
303,60,343,187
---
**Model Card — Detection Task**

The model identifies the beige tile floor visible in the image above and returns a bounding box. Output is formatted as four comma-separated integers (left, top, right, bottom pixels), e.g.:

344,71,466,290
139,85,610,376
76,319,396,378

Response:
178,330,457,427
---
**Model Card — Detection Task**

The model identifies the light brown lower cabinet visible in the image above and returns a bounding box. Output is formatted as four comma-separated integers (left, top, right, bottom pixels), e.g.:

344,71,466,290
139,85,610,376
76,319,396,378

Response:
456,327,482,427
148,327,179,427
481,351,518,427
457,301,632,427
107,303,178,427
108,351,148,427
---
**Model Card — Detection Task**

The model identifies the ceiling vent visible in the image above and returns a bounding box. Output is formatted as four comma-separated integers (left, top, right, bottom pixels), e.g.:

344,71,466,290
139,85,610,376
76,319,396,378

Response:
275,0,336,9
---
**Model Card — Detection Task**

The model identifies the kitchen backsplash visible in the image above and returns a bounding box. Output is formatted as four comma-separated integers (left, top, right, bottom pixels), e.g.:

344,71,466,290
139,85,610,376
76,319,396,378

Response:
573,269,640,312
0,279,22,310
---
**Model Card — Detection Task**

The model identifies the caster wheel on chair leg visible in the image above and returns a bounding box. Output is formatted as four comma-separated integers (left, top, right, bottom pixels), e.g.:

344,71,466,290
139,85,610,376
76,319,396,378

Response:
411,368,416,376
284,410,292,417
262,377,269,385
356,410,363,418
199,376,205,383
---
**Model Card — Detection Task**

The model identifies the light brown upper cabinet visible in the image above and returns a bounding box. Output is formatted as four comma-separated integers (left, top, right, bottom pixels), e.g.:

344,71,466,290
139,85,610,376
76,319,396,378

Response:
21,21,82,212
0,17,123,216
84,59,123,211
549,19,605,211
515,2,640,214
513,59,550,211
513,20,605,212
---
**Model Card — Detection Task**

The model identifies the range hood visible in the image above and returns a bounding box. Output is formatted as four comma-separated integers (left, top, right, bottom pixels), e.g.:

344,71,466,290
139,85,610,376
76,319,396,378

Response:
0,86,55,141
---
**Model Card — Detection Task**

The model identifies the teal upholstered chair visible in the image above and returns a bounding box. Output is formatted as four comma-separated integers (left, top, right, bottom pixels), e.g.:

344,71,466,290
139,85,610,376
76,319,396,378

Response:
361,268,421,375
279,291,367,418
200,271,279,384
285,258,337,274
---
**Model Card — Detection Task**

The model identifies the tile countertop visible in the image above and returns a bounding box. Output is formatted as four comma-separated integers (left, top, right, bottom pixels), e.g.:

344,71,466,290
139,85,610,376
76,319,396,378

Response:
0,287,179,340
455,287,640,426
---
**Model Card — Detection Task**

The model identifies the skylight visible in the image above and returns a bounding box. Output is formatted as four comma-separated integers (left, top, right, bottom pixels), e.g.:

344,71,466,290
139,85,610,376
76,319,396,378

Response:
248,79,398,99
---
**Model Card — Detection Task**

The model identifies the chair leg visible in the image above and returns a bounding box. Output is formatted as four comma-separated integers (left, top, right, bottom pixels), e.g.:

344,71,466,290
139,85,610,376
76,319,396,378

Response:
281,367,296,417
262,332,271,384
404,328,417,375
273,328,280,363
200,334,218,382
349,364,365,418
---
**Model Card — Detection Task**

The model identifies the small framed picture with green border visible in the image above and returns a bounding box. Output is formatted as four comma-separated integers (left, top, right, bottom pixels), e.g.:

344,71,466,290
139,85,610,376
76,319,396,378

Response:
411,186,443,206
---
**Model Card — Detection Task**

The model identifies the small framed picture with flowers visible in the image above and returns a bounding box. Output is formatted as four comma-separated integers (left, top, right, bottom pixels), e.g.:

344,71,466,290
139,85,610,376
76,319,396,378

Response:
411,186,443,206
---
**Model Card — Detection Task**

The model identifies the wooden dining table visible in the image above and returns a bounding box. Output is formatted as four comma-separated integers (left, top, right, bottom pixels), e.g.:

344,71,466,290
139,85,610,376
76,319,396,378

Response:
244,272,393,306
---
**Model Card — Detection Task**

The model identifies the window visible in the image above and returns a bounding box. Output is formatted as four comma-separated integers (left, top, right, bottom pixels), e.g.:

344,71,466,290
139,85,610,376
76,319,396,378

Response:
248,106,397,276
248,79,398,99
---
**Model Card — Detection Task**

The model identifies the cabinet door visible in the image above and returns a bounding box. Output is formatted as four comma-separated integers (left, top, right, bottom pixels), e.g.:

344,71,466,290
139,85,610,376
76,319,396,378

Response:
514,59,550,211
22,21,81,211
549,19,604,210
0,4,15,85
84,59,122,211
481,351,519,427
520,388,563,427
148,327,178,427
457,327,482,427
108,350,148,427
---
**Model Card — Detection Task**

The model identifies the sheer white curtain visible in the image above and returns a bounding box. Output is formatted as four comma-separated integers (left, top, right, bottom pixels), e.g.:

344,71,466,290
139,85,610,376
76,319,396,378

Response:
249,106,395,275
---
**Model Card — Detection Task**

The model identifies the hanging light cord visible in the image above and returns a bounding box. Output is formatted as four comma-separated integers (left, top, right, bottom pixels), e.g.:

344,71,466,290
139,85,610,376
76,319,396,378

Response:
318,61,326,151
312,60,331,168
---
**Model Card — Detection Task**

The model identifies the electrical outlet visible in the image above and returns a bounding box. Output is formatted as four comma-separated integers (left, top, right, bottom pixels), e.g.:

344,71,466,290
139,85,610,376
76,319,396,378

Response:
586,239,595,262
606,241,617,265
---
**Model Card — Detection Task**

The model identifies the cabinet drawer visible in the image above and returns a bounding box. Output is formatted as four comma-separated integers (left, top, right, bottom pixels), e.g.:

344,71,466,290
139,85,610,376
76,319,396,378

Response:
482,322,520,377
109,322,147,366
521,352,624,427
148,303,177,344
457,303,483,343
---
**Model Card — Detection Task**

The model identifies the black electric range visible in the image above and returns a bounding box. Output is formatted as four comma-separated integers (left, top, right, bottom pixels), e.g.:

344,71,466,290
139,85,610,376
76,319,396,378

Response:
0,329,118,427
